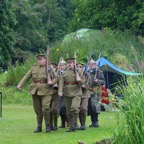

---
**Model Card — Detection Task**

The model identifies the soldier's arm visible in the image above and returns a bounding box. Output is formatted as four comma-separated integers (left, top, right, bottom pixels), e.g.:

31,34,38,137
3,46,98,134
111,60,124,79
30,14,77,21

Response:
17,69,32,89
52,70,58,85
58,75,64,96
78,70,85,85
97,71,105,85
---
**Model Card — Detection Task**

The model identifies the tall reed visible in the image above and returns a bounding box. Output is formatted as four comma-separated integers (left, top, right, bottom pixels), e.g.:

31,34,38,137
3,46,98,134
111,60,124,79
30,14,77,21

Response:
112,75,144,144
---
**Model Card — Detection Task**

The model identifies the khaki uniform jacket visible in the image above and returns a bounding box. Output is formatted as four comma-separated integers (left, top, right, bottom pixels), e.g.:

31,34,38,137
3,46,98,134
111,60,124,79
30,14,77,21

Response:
18,65,57,96
58,69,85,97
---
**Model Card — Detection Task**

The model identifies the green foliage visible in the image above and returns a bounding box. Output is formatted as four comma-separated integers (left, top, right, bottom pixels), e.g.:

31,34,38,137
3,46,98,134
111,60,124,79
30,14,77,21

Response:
69,0,144,34
112,76,144,144
0,0,16,70
5,53,35,86
61,29,144,71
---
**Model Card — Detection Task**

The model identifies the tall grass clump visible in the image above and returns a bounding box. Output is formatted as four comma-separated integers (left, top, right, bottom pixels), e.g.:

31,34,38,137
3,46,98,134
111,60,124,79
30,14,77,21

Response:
5,53,35,86
112,75,144,144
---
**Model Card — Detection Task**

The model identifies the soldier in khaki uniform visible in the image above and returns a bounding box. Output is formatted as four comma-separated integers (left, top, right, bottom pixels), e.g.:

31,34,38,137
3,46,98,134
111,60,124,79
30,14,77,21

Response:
58,58,85,132
87,59,105,127
50,62,59,130
17,54,57,133
75,63,90,130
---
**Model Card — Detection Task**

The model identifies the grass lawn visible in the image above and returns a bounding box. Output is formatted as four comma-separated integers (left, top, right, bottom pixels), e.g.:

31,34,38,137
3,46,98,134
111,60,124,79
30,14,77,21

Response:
0,105,116,144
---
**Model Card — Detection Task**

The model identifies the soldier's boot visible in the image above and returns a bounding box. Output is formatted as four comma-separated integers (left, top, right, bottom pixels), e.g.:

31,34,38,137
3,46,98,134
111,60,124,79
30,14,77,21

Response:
59,115,65,128
44,114,51,132
74,122,79,130
66,117,75,132
34,117,43,133
34,127,42,133
53,115,58,130
46,125,51,132
89,115,95,127
73,113,80,130
50,113,53,130
79,112,86,130
93,113,99,127
65,115,70,127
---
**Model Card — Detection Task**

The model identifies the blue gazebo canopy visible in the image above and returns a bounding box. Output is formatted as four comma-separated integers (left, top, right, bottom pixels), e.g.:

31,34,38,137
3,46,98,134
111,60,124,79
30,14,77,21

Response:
96,57,141,76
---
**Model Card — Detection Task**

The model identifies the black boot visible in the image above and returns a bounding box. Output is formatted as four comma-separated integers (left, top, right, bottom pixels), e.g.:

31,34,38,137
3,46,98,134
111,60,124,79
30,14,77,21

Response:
89,115,95,127
50,113,53,130
66,116,75,132
46,125,51,132
74,122,80,130
53,115,58,130
59,115,65,128
34,127,42,133
93,113,99,127
79,112,86,130
73,113,79,130
66,127,75,132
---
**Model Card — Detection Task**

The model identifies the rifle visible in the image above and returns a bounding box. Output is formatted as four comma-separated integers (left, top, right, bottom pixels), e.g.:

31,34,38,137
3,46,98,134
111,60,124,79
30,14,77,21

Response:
46,45,52,84
94,52,101,80
83,50,94,77
57,56,62,75
74,51,81,81
74,51,77,73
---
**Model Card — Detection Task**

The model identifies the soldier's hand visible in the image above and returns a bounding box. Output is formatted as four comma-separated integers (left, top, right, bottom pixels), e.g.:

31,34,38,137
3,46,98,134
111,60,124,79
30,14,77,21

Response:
94,79,98,83
17,84,22,90
81,85,86,88
48,81,53,85
58,93,63,97
76,72,81,82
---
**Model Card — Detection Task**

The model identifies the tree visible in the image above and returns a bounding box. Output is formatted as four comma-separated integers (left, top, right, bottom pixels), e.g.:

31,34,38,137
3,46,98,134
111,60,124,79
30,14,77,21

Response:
0,0,16,70
68,0,144,34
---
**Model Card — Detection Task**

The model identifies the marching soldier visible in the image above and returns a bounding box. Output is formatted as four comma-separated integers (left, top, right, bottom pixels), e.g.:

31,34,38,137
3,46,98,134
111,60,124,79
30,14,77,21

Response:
58,60,69,128
50,62,60,130
87,59,105,127
74,63,90,130
58,58,85,132
17,54,57,133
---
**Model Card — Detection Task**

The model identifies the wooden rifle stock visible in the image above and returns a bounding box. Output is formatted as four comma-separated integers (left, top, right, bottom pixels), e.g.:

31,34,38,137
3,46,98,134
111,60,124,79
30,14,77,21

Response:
46,45,52,84
94,52,101,80
57,56,62,75
74,51,81,81
83,50,94,77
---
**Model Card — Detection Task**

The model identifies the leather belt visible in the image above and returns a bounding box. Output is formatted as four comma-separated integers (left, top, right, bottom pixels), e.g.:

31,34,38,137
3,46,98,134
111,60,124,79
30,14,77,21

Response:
33,80,47,83
65,82,79,85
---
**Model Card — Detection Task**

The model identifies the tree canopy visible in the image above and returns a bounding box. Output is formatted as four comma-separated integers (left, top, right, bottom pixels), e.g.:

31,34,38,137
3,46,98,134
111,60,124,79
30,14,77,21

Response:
1,0,144,70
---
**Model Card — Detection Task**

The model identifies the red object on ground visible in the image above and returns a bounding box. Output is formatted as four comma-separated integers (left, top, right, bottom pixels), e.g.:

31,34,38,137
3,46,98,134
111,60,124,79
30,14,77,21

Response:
101,86,109,104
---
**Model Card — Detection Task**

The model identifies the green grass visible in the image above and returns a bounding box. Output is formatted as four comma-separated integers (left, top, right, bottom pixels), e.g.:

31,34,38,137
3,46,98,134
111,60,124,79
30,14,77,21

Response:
0,105,116,144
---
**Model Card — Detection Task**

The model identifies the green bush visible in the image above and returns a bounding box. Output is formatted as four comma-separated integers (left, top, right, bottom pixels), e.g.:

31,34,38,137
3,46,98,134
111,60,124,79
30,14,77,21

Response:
5,53,35,86
112,75,144,144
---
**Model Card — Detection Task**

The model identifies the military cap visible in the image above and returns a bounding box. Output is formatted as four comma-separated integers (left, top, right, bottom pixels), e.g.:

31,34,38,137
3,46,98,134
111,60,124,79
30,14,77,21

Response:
36,54,45,58
51,62,58,66
89,58,96,64
60,60,66,65
77,62,85,66
65,57,75,62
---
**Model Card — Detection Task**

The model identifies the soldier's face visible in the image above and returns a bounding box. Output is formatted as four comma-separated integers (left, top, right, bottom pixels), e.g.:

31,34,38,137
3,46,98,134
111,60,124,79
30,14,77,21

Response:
68,61,74,69
90,63,96,70
38,57,46,66
60,64,66,70
78,64,84,71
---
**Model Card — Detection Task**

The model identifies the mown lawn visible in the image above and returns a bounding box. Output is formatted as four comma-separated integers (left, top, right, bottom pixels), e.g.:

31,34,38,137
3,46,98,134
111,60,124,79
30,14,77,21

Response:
0,105,117,144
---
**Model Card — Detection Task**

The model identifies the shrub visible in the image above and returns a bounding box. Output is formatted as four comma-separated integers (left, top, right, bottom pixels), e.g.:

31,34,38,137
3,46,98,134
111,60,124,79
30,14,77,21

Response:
112,75,144,144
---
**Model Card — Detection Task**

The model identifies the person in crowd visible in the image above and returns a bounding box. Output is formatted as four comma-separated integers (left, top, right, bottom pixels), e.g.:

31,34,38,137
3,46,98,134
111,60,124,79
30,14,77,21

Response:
58,58,84,132
87,59,105,127
17,54,57,133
